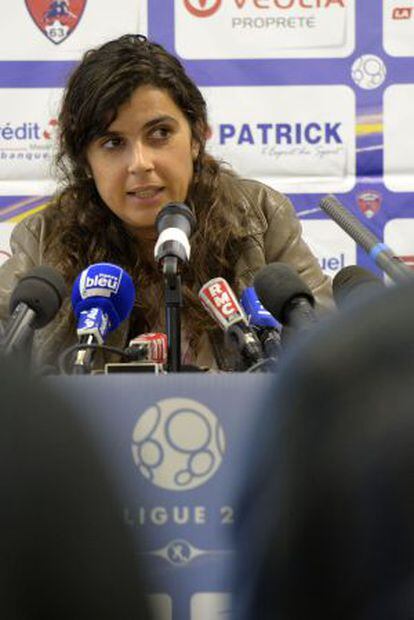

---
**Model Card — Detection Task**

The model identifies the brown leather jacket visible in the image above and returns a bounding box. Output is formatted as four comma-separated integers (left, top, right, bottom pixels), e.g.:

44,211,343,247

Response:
0,179,333,371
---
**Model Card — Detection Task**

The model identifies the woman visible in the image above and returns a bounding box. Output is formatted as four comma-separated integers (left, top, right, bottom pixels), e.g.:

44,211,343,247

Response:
0,34,332,372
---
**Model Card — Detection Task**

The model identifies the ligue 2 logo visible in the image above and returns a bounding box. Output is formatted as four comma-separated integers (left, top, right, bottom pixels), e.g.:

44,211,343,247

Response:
183,0,222,18
132,398,226,491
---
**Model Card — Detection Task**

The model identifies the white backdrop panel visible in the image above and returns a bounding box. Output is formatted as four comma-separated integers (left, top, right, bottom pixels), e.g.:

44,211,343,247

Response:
384,85,414,192
383,0,414,57
203,85,356,193
301,219,357,278
175,0,355,59
0,88,63,195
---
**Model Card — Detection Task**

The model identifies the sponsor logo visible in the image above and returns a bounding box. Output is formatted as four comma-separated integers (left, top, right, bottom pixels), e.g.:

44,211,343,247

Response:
78,307,108,331
203,85,354,192
184,0,222,17
79,267,122,299
351,55,387,90
132,398,226,491
43,118,59,140
319,252,346,273
125,503,234,527
80,307,100,329
0,119,57,142
203,281,239,317
183,0,345,18
357,191,382,219
164,539,193,566
25,0,86,45
392,6,414,19
154,539,196,566
0,122,41,141
146,539,232,568
84,274,119,291
177,0,352,60
0,118,57,163
218,121,342,145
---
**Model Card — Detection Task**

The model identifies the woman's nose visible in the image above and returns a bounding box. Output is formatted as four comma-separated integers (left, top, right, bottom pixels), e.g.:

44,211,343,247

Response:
127,141,155,174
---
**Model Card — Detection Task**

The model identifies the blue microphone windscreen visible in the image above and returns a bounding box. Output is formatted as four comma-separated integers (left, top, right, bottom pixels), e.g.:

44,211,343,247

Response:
71,263,135,332
241,287,280,329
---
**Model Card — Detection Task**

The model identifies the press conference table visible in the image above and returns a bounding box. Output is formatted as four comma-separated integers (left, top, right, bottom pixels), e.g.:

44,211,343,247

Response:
50,373,275,620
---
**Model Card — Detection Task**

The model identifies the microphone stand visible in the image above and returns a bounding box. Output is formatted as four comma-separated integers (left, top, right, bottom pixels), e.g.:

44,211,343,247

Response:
72,334,95,375
162,256,182,373
0,304,36,356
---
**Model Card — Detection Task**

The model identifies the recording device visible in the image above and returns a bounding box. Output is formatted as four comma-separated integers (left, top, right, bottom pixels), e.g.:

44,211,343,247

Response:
70,262,135,374
125,332,168,364
154,202,196,269
333,265,385,308
240,287,282,363
320,194,413,283
0,265,66,358
105,332,168,374
254,263,317,332
198,277,264,370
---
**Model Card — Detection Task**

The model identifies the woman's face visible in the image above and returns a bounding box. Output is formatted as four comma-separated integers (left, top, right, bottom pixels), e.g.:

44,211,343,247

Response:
86,85,198,240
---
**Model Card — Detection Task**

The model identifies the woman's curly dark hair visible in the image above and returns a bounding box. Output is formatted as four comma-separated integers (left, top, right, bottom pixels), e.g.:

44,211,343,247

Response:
44,34,253,349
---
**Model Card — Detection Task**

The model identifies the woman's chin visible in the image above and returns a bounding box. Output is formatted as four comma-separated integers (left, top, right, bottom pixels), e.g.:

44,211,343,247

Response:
125,221,158,241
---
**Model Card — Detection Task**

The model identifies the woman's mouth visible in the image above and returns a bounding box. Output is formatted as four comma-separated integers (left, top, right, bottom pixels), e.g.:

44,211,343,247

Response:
126,187,164,203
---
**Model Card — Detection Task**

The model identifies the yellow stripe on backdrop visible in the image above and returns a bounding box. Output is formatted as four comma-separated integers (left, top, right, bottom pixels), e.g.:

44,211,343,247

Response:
0,197,49,224
356,123,383,136
0,196,44,218
10,202,48,223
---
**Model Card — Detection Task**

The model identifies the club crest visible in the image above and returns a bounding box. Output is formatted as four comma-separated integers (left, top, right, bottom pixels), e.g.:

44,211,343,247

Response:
357,191,382,219
25,0,86,45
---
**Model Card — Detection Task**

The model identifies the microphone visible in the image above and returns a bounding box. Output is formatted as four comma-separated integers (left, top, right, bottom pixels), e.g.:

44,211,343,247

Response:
70,263,135,373
125,332,168,365
333,265,385,308
0,265,66,358
240,287,280,329
320,194,412,283
154,203,196,372
154,202,196,269
198,277,264,370
240,287,282,363
254,263,317,333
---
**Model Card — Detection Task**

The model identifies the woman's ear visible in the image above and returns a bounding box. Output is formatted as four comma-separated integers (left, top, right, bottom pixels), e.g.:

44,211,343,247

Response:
191,123,211,160
84,161,93,179
191,140,200,160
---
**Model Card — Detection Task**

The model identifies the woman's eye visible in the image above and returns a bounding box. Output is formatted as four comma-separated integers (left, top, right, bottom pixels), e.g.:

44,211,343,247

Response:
151,126,171,140
101,136,123,149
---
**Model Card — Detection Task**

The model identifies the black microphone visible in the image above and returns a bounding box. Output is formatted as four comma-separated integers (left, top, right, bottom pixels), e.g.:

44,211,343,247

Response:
254,263,317,333
154,202,196,269
320,195,412,283
333,265,385,308
0,266,67,357
154,203,196,373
